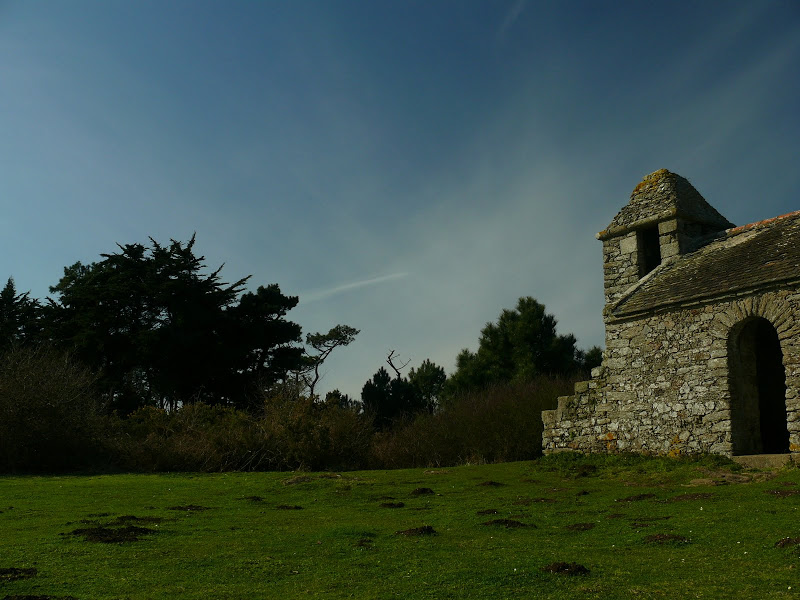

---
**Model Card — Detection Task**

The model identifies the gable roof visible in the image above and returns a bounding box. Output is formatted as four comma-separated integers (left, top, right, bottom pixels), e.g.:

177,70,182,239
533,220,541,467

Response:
598,169,734,240
611,210,800,318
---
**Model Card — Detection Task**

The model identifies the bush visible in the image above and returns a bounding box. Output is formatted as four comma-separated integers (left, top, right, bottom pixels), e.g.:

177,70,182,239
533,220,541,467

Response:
104,404,278,472
104,392,374,473
0,345,102,472
261,395,373,471
0,346,573,473
370,376,572,468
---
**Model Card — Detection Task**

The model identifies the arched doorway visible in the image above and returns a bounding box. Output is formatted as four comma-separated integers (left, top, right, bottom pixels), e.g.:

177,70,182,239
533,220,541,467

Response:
728,317,789,455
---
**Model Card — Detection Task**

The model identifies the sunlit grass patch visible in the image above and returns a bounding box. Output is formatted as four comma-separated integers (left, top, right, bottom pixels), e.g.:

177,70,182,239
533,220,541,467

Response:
1,455,800,598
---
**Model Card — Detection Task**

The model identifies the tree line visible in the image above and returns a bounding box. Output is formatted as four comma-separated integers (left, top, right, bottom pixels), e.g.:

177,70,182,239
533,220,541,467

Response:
0,235,600,472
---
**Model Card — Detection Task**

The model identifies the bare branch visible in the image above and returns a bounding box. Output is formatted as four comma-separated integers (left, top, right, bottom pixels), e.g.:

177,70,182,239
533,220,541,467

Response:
386,349,410,378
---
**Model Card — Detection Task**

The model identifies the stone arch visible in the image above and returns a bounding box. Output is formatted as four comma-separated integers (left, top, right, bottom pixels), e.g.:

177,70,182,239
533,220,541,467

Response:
710,293,797,343
727,315,789,455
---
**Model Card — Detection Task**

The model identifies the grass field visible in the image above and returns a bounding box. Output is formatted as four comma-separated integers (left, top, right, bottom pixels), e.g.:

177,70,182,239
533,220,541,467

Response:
2,454,800,599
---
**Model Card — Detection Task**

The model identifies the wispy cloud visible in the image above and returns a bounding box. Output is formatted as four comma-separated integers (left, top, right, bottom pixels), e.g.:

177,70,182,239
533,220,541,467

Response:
300,272,409,303
497,0,527,42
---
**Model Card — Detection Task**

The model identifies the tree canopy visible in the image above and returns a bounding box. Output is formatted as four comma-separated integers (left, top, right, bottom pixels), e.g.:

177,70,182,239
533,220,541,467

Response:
446,296,600,395
408,359,446,414
361,355,446,429
44,235,304,413
0,278,41,352
301,325,360,400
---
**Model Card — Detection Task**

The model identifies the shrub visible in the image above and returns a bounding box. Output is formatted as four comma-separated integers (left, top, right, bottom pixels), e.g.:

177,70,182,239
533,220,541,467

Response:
260,395,373,471
0,345,102,472
370,376,572,468
105,392,374,472
104,404,278,472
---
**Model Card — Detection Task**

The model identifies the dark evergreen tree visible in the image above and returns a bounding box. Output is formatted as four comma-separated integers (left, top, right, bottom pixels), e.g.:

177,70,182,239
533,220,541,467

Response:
0,277,42,351
578,345,603,372
361,367,393,428
45,236,303,413
361,365,426,429
324,389,358,411
408,359,446,413
446,296,586,396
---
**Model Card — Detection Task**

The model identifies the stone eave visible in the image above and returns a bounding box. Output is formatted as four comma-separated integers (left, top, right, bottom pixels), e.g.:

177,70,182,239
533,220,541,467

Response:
596,209,676,240
596,207,734,241
607,276,800,323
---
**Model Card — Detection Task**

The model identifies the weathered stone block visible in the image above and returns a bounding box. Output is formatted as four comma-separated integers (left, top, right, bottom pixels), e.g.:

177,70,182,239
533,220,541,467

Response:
619,235,638,254
574,381,589,394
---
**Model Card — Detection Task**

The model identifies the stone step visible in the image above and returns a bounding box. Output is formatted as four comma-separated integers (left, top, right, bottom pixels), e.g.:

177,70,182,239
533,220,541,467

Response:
732,454,799,469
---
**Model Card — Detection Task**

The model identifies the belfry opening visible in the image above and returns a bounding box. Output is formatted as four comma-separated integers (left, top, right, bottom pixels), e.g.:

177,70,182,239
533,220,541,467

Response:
729,317,789,455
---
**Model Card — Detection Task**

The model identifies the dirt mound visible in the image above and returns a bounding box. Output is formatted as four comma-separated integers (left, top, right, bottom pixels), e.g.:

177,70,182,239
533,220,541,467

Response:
668,493,714,502
482,519,530,528
410,487,435,496
476,509,498,515
775,537,800,548
565,522,595,531
478,481,505,487
616,493,657,502
395,526,437,536
644,533,689,544
110,515,163,525
766,489,800,498
167,505,210,512
283,475,313,485
276,505,303,510
541,562,590,575
0,568,37,582
68,525,155,543
380,502,405,509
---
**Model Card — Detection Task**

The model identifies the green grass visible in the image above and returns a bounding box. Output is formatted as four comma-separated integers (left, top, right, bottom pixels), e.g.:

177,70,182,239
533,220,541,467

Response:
2,454,800,599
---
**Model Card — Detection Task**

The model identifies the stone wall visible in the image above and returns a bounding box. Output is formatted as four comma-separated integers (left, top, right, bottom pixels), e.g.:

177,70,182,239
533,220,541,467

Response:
542,289,800,457
601,232,642,307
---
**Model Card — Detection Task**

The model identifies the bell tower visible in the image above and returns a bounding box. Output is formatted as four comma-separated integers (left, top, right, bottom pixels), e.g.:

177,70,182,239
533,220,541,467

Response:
597,169,734,316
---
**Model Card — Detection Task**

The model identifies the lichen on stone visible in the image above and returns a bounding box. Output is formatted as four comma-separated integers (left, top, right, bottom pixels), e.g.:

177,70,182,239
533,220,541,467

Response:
631,168,672,196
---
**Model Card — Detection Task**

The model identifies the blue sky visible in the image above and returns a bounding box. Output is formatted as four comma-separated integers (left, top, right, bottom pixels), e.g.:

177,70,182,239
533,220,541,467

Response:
1,1,799,398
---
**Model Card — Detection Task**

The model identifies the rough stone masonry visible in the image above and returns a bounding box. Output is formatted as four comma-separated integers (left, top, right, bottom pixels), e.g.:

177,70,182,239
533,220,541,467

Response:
542,169,800,457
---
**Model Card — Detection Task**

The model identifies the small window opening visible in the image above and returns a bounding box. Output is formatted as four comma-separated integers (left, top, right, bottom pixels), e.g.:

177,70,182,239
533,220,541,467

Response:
637,226,661,277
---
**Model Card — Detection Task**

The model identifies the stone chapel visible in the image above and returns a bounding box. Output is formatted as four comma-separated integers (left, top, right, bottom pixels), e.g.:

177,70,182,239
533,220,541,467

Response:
542,169,800,457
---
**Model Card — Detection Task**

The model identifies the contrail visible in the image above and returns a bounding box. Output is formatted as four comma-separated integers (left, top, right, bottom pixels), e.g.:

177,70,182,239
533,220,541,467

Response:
301,272,409,303
497,0,527,41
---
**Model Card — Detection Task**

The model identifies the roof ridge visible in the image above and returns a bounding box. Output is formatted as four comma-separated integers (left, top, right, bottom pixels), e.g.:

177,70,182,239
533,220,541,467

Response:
727,209,800,235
